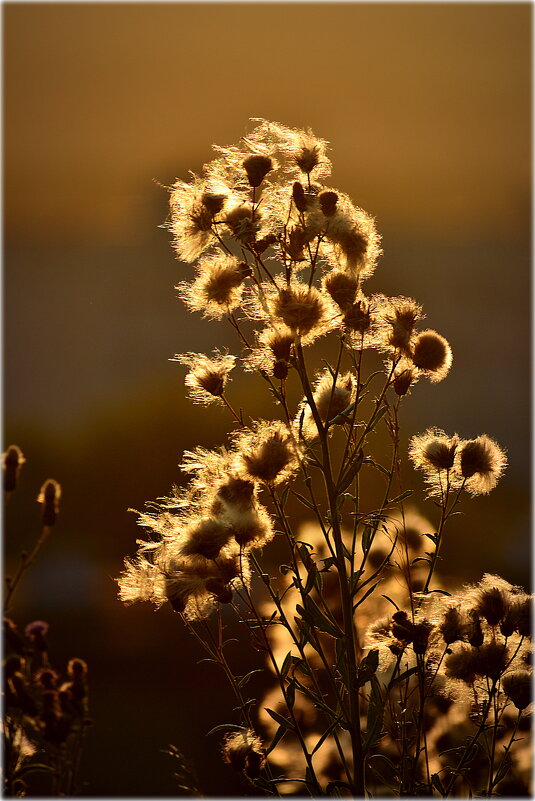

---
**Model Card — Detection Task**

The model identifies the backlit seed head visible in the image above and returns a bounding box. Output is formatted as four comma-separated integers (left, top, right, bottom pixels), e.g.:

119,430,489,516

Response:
180,519,233,560
475,586,509,626
466,610,484,648
502,670,532,710
445,645,479,684
235,421,299,486
343,299,372,334
475,642,509,679
201,192,226,217
175,351,235,405
243,154,274,187
459,435,507,494
3,445,25,492
273,284,327,338
37,480,61,526
224,204,258,244
393,363,418,397
412,330,452,382
318,190,338,217
409,429,458,472
222,729,266,778
440,608,466,645
324,270,359,310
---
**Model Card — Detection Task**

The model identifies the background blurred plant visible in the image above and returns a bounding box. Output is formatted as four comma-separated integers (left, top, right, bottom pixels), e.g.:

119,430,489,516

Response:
3,449,91,797
118,120,531,797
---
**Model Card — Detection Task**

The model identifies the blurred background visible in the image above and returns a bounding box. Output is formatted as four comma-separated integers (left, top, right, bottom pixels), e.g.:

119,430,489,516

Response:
4,3,531,796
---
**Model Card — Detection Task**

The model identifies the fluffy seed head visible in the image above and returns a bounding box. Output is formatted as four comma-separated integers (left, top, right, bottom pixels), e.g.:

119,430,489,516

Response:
475,586,509,626
234,422,299,486
409,429,458,472
377,296,423,353
224,204,258,244
222,729,265,778
459,435,507,495
324,270,359,310
445,645,479,684
175,351,235,405
180,519,233,560
179,255,250,319
412,329,452,382
502,670,532,710
272,283,329,339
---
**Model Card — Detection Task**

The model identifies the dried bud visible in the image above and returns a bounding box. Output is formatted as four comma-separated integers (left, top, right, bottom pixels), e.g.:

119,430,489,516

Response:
466,610,484,648
393,367,416,397
502,670,532,710
3,445,25,492
25,620,49,651
292,181,308,212
243,155,273,187
440,608,465,645
37,480,61,526
318,190,338,217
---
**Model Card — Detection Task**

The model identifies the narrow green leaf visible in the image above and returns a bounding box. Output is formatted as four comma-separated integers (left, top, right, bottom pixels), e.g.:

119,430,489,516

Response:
238,669,264,688
387,666,418,689
388,489,414,504
206,723,248,737
291,491,316,511
265,708,294,730
431,773,446,796
280,651,294,679
266,722,288,755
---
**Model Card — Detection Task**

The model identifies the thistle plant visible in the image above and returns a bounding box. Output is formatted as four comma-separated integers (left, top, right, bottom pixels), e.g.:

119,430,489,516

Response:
3,448,91,797
118,120,531,797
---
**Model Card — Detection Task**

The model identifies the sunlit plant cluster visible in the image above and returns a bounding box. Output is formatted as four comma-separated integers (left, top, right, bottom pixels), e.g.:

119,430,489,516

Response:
118,120,531,798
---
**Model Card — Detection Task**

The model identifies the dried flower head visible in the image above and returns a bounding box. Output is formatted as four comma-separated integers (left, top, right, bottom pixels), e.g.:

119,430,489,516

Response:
243,154,274,187
375,295,423,354
179,254,250,319
475,586,510,626
37,480,61,526
323,270,359,310
502,670,532,710
270,281,332,341
411,329,453,382
409,429,459,495
458,435,507,495
392,359,419,397
234,421,300,486
223,203,259,244
169,177,224,262
222,728,266,779
445,645,479,685
174,351,236,405
3,445,25,492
